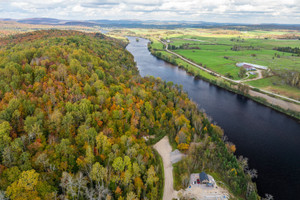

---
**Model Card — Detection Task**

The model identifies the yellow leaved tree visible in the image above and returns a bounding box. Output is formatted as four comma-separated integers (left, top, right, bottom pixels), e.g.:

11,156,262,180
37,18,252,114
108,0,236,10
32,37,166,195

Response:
6,169,41,200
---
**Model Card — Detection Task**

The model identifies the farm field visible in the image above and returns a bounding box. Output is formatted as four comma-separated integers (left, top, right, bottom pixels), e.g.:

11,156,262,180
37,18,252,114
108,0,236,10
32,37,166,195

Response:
170,37,300,73
158,50,219,81
166,35,300,99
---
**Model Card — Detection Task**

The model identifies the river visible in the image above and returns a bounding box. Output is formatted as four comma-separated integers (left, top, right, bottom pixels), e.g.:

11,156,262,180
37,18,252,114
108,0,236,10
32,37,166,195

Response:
125,37,300,199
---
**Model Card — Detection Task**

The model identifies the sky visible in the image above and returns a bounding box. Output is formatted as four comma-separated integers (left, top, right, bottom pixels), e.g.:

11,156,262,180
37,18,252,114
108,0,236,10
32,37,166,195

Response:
0,0,300,24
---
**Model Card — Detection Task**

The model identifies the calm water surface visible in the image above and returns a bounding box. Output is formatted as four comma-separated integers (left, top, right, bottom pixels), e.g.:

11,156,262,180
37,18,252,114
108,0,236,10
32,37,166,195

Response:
126,37,300,199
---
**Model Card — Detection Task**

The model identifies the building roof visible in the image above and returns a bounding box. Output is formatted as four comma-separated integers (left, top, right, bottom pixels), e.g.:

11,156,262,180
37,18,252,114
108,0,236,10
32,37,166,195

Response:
200,172,209,182
236,62,268,70
243,64,254,69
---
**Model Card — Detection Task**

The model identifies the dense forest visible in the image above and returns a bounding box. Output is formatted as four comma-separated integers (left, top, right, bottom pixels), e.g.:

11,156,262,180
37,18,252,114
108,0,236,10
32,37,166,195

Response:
0,30,259,199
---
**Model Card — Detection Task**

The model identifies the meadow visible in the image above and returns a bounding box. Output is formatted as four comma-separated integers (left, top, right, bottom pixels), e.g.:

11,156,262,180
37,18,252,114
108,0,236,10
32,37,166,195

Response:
248,77,300,99
170,37,300,73
166,35,300,99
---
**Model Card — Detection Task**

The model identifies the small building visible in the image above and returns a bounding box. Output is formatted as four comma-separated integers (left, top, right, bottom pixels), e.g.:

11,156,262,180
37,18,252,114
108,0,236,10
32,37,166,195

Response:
199,172,209,184
249,72,256,75
242,64,256,71
236,62,268,70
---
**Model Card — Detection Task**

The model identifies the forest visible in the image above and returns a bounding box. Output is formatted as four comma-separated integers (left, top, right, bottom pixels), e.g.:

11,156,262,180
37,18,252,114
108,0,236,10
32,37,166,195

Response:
0,30,259,199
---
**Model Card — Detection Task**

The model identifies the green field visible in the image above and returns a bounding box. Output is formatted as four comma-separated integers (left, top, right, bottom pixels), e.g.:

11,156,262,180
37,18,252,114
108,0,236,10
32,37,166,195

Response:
150,38,164,50
121,28,300,100
173,48,241,79
165,36,300,99
170,37,300,72
248,77,300,99
157,49,219,81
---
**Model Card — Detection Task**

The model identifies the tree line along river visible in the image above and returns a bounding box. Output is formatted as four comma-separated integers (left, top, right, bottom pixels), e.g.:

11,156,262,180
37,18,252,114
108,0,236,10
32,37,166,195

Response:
125,36,300,200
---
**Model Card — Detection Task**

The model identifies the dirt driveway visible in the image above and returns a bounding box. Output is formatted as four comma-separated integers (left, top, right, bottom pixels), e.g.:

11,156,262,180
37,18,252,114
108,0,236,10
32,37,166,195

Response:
154,136,177,200
154,137,231,200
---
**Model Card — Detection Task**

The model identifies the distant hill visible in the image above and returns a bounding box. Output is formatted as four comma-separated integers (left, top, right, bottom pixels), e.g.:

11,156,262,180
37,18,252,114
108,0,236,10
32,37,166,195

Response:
2,18,300,30
16,18,67,25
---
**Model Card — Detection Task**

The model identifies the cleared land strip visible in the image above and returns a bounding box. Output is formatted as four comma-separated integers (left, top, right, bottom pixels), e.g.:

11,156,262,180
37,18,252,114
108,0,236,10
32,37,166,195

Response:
154,136,177,200
161,40,300,105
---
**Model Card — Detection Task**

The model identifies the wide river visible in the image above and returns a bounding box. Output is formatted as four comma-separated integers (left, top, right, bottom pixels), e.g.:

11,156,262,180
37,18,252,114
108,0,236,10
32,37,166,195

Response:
126,37,300,199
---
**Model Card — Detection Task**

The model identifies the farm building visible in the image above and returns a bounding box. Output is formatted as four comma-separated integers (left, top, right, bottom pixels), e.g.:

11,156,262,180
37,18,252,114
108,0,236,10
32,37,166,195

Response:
236,62,268,70
199,172,209,184
243,64,256,71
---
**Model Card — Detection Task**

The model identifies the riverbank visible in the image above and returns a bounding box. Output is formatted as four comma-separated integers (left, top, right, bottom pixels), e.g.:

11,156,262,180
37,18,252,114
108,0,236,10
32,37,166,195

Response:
126,35,300,200
148,38,300,120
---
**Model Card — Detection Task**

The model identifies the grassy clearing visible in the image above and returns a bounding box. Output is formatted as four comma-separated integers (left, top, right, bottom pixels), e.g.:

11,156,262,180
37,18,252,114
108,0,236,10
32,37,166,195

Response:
174,48,241,79
248,77,300,100
246,73,258,80
166,35,300,98
156,49,219,81
150,38,164,50
172,162,183,191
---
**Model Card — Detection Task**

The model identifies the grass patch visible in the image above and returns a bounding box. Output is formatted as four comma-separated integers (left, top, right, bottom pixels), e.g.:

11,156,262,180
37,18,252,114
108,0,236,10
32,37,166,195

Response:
150,38,164,50
246,73,258,80
248,77,300,99
152,47,218,81
172,162,184,191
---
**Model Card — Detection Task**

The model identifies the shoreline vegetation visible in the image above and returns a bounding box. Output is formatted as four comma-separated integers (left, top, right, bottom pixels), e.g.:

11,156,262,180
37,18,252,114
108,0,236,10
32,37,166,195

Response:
143,38,300,120
0,30,260,199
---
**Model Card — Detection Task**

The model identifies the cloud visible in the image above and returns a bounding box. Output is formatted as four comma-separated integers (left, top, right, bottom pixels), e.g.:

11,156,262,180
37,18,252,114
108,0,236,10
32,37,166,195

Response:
0,0,299,23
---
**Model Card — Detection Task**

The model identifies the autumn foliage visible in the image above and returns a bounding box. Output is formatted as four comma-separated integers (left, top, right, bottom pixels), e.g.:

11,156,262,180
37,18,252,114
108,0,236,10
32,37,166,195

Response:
0,30,259,200
0,30,197,199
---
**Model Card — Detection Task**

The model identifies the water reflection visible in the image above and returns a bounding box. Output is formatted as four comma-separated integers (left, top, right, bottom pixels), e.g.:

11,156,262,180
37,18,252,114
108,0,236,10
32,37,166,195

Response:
126,36,300,199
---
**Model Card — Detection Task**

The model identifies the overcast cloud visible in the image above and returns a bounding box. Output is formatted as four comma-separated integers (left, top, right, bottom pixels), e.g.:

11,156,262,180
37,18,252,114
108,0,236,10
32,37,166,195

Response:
0,0,300,24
